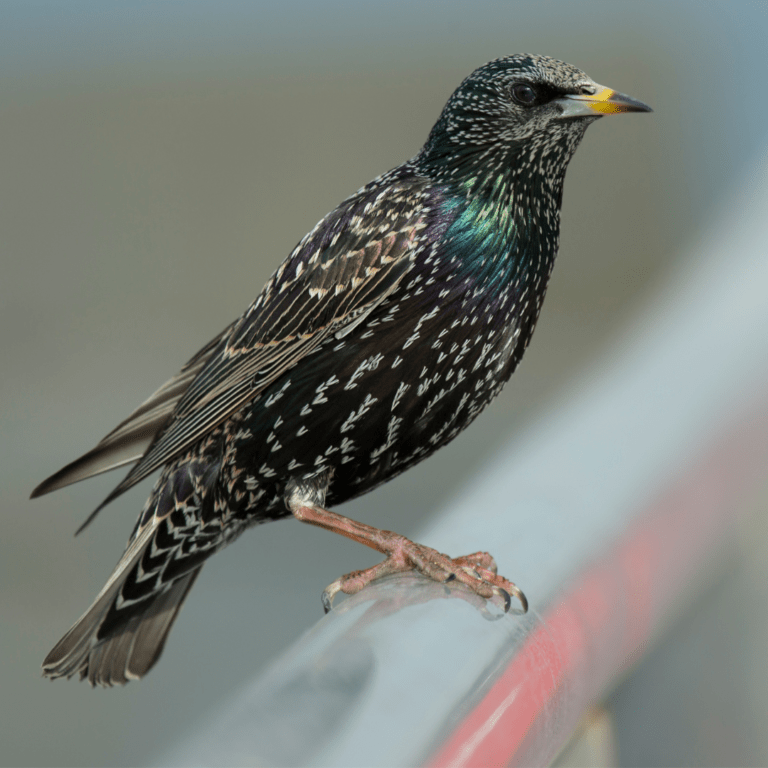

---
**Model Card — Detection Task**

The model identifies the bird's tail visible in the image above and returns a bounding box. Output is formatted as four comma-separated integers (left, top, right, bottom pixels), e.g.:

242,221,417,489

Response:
42,564,201,687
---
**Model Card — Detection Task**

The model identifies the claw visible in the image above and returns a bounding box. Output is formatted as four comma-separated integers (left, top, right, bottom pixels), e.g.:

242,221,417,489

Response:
444,573,456,583
509,584,528,613
321,579,342,613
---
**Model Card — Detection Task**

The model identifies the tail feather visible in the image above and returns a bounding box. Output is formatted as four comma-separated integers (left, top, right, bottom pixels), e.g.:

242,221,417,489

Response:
43,568,201,687
124,571,200,680
42,438,220,686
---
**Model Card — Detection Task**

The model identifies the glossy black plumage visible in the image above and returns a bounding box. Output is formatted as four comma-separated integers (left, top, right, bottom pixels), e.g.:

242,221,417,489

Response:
33,54,650,685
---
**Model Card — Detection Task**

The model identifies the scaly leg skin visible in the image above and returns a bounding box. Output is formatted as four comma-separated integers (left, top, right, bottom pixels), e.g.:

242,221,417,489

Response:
289,502,528,614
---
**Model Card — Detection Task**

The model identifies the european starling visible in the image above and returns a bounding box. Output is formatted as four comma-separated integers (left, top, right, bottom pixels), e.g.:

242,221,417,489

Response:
32,54,650,686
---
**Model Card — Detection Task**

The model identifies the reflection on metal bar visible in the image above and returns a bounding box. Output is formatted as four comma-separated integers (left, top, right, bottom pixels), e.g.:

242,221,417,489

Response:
161,151,768,767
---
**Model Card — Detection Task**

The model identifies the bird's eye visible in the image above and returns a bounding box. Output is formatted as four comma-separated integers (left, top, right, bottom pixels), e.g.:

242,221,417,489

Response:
511,83,536,106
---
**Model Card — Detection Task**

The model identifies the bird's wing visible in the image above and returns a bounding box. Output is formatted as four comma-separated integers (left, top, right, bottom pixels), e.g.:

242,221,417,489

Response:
77,175,431,512
31,325,233,498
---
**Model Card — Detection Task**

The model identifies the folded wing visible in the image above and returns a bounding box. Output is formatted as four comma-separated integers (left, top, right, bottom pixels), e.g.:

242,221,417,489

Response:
32,176,431,522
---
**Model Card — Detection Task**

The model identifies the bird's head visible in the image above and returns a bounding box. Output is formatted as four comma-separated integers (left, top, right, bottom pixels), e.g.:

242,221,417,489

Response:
418,54,651,186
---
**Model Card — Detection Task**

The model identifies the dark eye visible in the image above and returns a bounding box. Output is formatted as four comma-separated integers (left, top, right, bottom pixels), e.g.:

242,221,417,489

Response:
511,83,536,106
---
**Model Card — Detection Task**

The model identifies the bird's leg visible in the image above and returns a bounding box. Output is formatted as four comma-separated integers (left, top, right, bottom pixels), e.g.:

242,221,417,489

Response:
288,501,527,614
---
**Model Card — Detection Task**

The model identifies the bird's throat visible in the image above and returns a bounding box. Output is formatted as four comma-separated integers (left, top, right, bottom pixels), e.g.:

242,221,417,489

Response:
438,165,561,300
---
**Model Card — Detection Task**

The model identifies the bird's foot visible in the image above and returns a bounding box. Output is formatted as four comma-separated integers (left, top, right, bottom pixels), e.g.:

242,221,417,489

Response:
287,500,527,615
321,536,527,614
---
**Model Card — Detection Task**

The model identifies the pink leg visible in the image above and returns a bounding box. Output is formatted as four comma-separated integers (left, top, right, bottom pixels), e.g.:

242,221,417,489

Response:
288,501,528,614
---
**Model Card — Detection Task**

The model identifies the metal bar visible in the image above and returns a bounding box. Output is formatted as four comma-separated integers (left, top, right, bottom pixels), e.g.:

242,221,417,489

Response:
160,151,768,767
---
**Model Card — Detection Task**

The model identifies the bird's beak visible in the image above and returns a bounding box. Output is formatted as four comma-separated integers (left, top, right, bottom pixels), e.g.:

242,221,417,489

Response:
556,83,652,119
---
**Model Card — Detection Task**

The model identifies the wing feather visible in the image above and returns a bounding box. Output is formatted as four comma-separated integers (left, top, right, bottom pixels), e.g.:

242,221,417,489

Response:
34,173,432,513
31,324,232,498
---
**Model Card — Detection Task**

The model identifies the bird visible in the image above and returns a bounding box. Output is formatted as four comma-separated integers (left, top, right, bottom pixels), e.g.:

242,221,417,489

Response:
32,54,651,686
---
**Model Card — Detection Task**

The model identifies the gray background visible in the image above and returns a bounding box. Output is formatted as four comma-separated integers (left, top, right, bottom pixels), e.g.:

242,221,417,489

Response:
2,2,767,765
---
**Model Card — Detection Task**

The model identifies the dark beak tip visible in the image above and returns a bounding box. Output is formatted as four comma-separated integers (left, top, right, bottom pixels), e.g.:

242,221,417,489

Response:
616,93,653,114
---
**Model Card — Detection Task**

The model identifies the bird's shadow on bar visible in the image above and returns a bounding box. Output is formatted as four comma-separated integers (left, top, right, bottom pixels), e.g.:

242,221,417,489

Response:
329,570,528,625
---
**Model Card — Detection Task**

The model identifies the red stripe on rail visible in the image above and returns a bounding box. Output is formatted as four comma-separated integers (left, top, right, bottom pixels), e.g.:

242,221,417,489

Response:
429,398,768,768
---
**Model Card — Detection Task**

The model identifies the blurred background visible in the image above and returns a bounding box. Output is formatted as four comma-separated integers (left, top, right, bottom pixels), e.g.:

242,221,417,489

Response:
2,1,767,765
